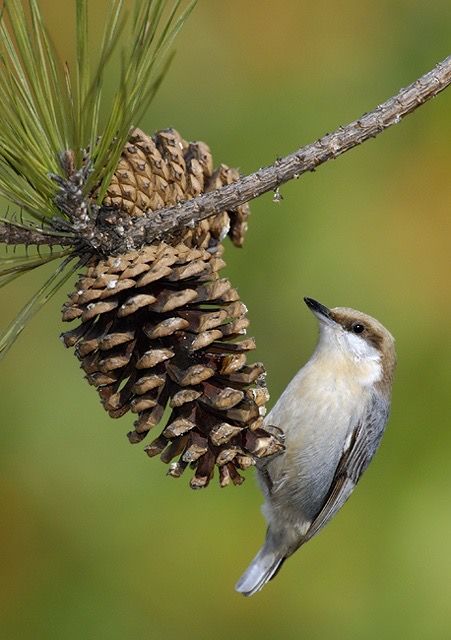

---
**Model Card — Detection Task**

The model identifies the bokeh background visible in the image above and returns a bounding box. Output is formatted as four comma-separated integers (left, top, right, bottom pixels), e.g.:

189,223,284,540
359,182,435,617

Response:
1,1,451,638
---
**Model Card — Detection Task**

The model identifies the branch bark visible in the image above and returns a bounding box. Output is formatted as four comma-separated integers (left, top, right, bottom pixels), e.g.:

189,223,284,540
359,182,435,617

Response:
1,55,450,251
132,55,451,245
0,222,73,247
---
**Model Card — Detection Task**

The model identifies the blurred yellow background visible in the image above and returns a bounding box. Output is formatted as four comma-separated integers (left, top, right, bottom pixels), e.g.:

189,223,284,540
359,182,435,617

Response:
1,1,451,638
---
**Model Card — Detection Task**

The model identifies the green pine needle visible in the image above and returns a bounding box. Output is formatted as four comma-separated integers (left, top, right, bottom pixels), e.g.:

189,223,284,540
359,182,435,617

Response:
85,0,197,200
0,0,197,222
0,255,80,361
0,248,71,289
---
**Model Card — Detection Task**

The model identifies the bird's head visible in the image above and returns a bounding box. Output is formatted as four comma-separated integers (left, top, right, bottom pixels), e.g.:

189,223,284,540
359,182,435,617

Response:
304,297,396,389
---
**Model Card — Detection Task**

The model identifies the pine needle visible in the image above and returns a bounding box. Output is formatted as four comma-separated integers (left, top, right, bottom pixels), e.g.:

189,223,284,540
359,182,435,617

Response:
86,0,197,199
0,0,197,218
0,249,71,289
0,255,80,361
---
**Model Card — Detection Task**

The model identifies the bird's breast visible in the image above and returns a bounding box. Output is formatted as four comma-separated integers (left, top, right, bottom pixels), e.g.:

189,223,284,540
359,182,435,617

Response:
269,356,369,439
262,355,372,522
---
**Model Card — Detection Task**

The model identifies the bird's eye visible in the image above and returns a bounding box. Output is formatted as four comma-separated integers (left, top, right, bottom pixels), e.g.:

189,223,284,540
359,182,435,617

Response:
352,323,365,334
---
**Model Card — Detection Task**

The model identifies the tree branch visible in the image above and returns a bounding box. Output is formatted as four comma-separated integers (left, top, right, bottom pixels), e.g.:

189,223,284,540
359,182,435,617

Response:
132,55,451,245
1,56,450,254
0,221,74,247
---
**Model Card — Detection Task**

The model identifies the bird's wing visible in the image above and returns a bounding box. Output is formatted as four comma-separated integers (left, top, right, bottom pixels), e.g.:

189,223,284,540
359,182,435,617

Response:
304,391,390,543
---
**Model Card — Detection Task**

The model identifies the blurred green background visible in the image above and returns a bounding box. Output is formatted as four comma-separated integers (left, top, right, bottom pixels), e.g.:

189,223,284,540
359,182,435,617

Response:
1,1,451,638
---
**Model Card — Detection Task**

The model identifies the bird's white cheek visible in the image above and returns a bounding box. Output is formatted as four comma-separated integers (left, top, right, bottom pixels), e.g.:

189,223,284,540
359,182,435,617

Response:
357,359,383,385
343,332,373,357
340,332,383,385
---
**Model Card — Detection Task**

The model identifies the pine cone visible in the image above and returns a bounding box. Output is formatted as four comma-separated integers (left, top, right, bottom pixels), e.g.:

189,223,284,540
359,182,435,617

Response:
103,127,249,247
61,128,283,488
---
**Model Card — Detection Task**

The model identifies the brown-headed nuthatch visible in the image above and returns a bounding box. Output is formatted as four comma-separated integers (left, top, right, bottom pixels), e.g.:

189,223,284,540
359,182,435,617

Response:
236,297,396,596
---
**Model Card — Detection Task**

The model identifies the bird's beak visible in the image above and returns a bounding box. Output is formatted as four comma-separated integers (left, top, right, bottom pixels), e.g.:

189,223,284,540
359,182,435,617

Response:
304,297,333,324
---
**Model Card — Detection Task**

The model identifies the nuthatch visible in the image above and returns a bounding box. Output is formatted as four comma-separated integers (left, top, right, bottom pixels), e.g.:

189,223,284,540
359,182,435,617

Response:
236,297,396,596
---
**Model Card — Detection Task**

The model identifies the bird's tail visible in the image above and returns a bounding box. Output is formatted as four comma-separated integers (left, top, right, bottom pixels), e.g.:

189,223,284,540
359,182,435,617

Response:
235,535,284,597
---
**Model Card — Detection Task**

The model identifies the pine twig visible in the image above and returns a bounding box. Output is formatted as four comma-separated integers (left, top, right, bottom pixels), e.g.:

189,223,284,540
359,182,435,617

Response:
128,55,451,246
0,221,74,247
1,56,450,253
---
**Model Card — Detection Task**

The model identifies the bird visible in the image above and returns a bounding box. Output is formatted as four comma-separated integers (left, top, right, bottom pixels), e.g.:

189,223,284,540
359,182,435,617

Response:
235,297,396,596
